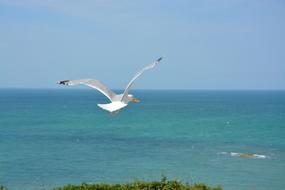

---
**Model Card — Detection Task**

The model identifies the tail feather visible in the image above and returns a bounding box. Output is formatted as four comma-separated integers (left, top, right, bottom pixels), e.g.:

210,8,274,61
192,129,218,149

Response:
97,102,127,113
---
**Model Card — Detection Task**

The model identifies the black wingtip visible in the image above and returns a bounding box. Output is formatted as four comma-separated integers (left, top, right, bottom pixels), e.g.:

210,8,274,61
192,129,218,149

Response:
156,57,163,62
57,80,70,85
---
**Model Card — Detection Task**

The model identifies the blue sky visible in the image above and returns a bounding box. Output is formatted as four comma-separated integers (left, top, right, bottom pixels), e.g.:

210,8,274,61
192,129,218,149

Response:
0,0,284,89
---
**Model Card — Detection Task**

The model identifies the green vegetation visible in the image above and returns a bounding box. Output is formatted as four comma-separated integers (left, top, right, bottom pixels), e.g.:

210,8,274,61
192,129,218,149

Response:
0,177,222,190
0,185,7,190
53,177,222,190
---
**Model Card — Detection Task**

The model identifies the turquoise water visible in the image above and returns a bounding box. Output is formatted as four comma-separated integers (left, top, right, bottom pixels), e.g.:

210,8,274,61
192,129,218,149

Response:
0,89,285,190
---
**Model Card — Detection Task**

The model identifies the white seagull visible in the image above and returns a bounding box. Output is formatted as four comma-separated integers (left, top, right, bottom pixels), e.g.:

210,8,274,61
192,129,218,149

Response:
57,57,163,113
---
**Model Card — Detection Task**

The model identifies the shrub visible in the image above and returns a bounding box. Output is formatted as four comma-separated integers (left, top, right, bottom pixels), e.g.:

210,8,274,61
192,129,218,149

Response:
0,186,7,190
52,177,223,190
0,177,223,190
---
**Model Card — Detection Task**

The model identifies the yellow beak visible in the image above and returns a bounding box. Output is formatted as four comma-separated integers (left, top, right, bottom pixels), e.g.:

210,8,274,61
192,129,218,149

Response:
132,98,140,103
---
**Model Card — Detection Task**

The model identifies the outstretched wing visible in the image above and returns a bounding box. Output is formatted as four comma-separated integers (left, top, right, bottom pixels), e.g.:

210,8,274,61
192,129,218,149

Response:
57,79,116,102
121,57,162,101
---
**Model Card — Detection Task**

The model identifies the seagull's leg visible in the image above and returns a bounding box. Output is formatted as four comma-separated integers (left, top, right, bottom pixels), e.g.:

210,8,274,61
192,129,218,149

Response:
108,109,121,116
109,110,120,116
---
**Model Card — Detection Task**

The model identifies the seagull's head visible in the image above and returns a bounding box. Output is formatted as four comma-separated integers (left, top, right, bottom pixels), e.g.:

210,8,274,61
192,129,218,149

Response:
128,94,140,103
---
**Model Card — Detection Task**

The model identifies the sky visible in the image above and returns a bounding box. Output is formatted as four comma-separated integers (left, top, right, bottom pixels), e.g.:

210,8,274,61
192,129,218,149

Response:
0,0,284,89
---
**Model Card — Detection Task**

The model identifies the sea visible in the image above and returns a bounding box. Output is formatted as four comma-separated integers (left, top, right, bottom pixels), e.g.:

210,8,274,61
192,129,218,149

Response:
0,89,284,190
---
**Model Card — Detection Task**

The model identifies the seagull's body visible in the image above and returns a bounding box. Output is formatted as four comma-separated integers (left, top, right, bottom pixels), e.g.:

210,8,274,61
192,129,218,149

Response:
58,57,162,113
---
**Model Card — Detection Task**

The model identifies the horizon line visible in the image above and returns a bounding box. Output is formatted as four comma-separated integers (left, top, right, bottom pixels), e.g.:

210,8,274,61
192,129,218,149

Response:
0,87,285,91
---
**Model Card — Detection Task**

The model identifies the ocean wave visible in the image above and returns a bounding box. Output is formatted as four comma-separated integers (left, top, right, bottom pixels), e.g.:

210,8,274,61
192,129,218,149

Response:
218,152,267,159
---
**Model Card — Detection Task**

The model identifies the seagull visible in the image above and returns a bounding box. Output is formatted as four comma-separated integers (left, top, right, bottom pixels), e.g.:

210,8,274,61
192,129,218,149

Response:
57,57,163,113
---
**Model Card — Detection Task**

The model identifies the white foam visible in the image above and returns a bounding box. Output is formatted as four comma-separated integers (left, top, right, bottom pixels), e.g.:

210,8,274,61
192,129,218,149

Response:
219,152,267,159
